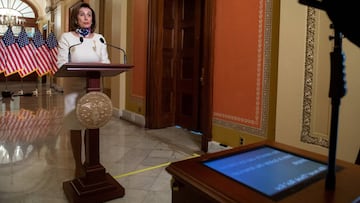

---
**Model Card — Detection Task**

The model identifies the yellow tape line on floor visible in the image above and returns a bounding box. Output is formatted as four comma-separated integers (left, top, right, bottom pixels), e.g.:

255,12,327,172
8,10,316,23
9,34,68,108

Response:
113,153,200,179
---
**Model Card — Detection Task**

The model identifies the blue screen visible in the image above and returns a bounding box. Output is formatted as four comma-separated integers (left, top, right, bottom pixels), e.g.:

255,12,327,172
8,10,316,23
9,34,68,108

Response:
203,146,327,198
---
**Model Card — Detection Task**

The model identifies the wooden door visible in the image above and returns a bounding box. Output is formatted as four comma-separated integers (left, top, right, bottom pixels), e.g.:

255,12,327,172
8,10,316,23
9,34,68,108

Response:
174,0,202,129
147,0,201,129
147,0,214,151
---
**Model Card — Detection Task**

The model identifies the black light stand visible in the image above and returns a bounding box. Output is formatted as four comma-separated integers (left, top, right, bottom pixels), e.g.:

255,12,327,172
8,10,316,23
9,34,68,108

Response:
325,25,346,190
298,0,354,191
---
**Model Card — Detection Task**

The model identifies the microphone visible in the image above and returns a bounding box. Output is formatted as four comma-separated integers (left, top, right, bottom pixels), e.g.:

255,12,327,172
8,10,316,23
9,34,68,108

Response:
99,38,127,64
68,37,84,62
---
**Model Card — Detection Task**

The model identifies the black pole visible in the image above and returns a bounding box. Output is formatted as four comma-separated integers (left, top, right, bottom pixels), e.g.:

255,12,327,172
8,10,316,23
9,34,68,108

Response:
1,77,12,98
325,26,346,190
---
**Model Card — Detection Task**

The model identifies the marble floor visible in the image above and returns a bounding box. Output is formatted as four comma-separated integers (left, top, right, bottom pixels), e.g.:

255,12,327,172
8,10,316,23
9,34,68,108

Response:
0,81,203,203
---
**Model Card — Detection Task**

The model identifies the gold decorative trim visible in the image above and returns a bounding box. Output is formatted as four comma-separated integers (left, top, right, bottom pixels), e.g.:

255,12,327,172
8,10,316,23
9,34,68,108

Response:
300,7,328,148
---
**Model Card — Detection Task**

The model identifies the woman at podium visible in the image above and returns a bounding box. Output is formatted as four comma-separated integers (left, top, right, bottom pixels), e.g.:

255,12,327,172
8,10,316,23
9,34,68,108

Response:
56,2,110,177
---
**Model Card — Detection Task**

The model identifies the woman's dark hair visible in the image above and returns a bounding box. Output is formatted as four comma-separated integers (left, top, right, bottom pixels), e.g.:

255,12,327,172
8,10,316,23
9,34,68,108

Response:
69,3,96,32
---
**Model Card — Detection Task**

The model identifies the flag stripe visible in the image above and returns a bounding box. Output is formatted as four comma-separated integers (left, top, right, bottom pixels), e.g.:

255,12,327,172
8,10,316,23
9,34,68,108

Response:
46,32,59,74
0,40,5,73
2,27,23,76
35,46,52,76
18,28,37,77
19,45,37,77
33,29,52,76
5,44,24,76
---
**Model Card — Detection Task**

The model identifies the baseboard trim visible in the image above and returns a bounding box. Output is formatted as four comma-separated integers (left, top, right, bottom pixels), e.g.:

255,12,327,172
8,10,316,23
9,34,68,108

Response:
118,109,145,127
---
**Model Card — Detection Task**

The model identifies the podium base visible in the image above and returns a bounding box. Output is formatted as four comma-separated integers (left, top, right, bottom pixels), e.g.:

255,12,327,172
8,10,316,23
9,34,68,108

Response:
63,173,124,203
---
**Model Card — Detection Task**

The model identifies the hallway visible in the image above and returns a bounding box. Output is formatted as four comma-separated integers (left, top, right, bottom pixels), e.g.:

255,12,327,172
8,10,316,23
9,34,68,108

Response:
0,81,202,203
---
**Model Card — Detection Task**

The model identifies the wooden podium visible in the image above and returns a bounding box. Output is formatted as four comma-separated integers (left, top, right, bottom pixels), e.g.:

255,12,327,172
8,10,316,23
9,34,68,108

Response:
55,63,133,203
166,141,360,203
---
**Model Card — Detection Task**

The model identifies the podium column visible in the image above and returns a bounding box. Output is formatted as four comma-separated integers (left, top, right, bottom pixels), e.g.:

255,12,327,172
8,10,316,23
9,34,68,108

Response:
63,71,125,203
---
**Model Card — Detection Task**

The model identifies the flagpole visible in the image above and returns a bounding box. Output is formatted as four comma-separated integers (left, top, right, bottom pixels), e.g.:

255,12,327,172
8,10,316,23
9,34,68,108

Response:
1,62,11,98
46,73,52,95
32,76,38,97
32,76,39,97
18,77,24,96
1,77,12,98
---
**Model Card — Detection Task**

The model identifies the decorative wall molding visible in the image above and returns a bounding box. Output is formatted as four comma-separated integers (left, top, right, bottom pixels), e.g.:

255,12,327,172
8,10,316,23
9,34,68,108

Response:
300,7,329,148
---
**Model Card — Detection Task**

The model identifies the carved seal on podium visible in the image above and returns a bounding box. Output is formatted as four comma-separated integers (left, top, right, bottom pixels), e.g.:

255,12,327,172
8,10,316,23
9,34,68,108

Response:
76,92,112,129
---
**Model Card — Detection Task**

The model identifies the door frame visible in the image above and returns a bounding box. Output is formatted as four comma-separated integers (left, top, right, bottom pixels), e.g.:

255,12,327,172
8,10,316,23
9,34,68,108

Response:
146,0,215,152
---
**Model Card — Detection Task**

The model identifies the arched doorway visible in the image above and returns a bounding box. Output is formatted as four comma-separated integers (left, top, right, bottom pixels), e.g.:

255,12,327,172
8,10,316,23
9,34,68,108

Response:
0,0,38,37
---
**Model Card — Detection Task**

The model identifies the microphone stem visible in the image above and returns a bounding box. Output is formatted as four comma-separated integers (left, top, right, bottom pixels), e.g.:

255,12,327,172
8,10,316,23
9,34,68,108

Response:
108,44,127,64
100,38,127,64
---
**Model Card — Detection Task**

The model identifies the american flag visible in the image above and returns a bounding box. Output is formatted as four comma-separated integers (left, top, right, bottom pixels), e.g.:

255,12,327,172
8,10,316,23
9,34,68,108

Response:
33,29,51,76
0,40,5,73
46,32,58,74
2,26,23,76
17,28,37,78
